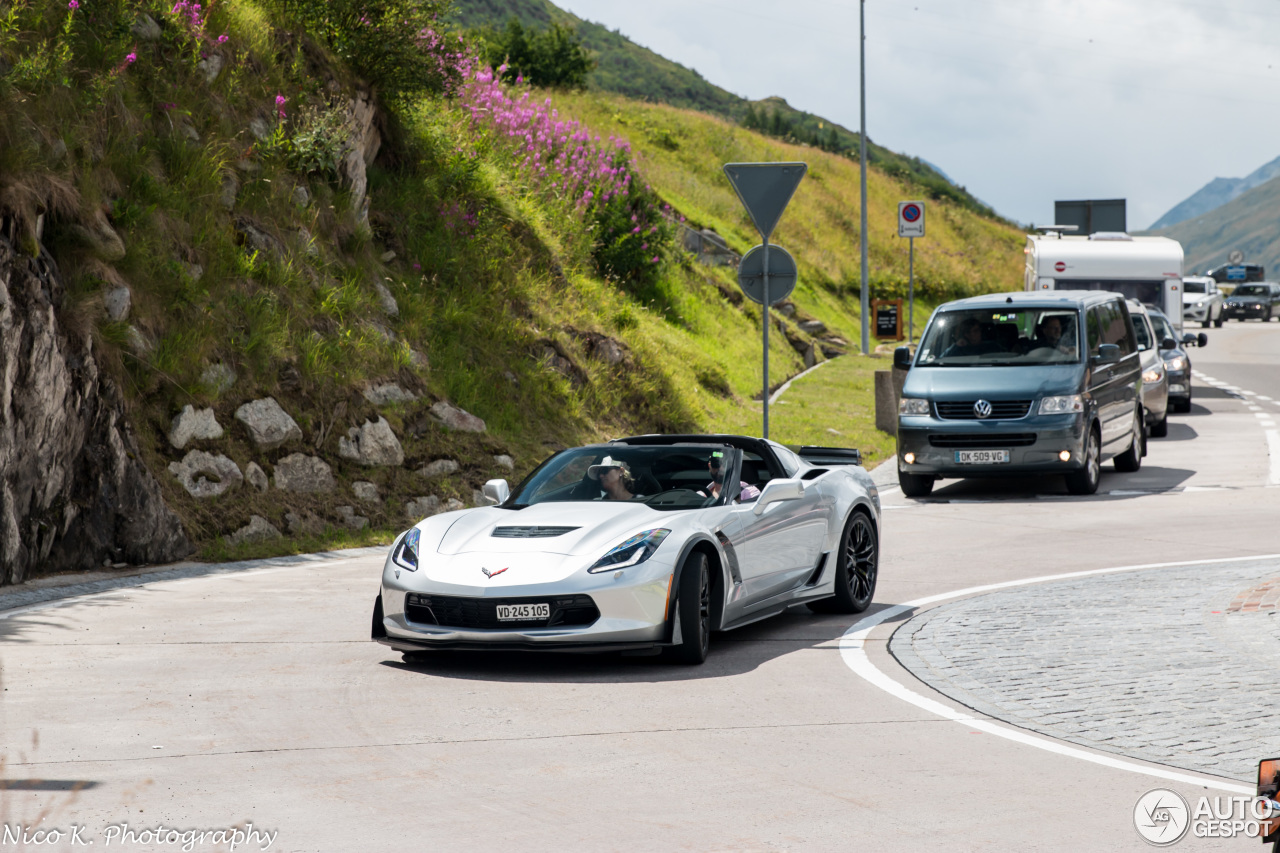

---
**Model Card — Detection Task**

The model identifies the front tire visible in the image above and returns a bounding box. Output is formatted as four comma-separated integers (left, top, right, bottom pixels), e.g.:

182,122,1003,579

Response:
898,468,934,497
665,552,710,665
1150,412,1168,438
1114,408,1144,472
1065,426,1102,495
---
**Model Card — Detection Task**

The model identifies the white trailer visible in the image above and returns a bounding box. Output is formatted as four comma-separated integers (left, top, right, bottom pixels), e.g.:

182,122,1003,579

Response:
1024,231,1184,335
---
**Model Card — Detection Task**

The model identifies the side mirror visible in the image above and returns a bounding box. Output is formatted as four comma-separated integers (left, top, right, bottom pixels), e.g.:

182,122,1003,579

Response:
481,478,510,506
893,346,912,369
1093,343,1120,365
1181,333,1198,347
1197,332,1209,348
1160,337,1177,350
752,478,804,516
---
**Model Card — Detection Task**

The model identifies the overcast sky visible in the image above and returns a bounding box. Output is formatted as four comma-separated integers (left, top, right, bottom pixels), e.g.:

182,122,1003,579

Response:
556,0,1280,229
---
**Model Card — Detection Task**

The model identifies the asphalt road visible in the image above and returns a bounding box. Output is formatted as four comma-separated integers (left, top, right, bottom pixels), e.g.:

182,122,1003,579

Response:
1,322,1278,852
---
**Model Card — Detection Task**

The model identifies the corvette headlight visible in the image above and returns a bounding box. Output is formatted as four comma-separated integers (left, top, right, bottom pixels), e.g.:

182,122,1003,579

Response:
1038,394,1083,414
392,528,420,571
899,398,930,415
588,528,670,573
1142,366,1163,384
1165,355,1187,372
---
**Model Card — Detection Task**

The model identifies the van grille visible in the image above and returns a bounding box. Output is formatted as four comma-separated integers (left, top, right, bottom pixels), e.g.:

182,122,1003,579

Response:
935,400,1032,420
929,434,1037,448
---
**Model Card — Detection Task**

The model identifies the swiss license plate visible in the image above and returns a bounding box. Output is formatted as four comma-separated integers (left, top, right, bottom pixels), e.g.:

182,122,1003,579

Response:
496,603,550,622
955,449,1010,464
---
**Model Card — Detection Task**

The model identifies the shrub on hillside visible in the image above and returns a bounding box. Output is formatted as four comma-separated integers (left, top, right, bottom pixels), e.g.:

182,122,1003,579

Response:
478,18,594,90
261,0,467,102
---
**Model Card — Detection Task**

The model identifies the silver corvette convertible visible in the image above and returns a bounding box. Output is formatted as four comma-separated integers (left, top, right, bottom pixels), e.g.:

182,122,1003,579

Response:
372,434,881,664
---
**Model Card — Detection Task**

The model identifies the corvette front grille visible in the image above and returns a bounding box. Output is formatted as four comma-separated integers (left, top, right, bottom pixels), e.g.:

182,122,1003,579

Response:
404,593,600,630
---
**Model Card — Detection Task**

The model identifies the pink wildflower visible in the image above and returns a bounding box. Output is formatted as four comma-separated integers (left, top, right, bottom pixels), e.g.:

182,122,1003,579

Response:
275,93,287,119
67,0,78,9
125,51,136,64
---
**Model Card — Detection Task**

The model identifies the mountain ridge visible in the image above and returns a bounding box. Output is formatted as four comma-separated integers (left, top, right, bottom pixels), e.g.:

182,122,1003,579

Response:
1149,154,1280,230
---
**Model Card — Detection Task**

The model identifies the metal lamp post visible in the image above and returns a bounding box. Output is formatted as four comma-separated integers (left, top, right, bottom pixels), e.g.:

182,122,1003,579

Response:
859,0,870,356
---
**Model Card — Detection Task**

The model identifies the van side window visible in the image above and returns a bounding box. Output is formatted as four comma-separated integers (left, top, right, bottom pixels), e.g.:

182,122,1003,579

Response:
1086,307,1103,357
1102,300,1135,355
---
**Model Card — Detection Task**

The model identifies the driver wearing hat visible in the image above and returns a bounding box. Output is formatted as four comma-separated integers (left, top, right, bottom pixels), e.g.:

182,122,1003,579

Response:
586,456,636,501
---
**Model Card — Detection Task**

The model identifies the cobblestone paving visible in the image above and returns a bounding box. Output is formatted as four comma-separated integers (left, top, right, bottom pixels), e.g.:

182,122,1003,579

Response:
889,558,1280,783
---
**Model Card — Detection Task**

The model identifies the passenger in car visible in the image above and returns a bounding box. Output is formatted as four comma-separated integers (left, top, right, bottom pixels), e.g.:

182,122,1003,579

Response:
587,456,637,501
942,318,997,358
1034,316,1077,355
704,454,761,502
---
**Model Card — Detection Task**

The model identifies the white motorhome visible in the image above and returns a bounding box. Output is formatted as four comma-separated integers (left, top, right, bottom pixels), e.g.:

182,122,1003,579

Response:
1024,231,1184,335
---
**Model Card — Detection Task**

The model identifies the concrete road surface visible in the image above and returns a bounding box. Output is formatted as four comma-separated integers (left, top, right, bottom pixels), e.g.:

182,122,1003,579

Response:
2,322,1278,851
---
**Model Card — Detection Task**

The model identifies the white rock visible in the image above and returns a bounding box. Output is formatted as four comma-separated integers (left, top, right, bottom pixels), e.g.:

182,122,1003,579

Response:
168,451,243,498
125,325,152,354
798,319,827,335
418,458,459,478
379,250,396,263
227,515,281,546
443,498,465,512
245,461,269,492
405,495,441,520
373,281,399,317
273,453,335,493
182,262,204,282
168,405,224,449
493,454,514,471
363,383,417,406
248,117,272,141
198,53,223,83
235,397,302,449
338,417,404,467
352,481,380,503
104,286,131,321
130,14,161,39
292,186,310,208
336,505,368,531
429,401,486,433
201,363,236,394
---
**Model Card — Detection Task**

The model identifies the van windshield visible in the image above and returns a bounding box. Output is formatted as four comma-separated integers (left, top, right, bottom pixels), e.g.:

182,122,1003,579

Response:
1183,281,1207,294
917,308,1081,366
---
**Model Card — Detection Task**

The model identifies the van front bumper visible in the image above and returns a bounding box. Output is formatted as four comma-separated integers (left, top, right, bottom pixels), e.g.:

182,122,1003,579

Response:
897,414,1087,477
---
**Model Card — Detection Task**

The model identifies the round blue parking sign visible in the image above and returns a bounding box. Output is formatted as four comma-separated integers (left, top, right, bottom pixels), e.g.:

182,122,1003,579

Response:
902,203,922,222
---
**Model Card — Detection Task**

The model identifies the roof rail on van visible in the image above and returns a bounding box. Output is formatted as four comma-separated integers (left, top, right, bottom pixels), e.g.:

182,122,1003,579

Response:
1036,225,1079,237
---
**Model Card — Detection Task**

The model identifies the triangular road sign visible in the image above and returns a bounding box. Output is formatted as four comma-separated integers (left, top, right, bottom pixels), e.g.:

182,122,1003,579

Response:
723,162,808,241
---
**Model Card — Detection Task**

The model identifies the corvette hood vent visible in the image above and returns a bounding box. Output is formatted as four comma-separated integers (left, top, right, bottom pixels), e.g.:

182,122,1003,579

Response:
491,526,580,538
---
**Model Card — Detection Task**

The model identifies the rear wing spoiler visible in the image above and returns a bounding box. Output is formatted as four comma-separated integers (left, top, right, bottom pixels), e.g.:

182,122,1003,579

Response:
796,446,863,467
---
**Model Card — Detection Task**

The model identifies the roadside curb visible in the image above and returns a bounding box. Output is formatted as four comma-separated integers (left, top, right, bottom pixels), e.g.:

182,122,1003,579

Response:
0,546,386,617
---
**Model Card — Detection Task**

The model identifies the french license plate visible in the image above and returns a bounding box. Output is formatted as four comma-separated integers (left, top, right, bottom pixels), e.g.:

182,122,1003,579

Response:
496,603,550,622
955,450,1009,464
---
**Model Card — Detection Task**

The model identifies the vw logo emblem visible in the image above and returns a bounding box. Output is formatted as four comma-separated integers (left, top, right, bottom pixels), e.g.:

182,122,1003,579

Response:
973,399,993,419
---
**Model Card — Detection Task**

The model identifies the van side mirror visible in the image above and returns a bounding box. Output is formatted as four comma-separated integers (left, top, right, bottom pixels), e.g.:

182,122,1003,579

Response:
482,479,510,505
1160,337,1177,350
1181,333,1199,348
1093,343,1120,365
893,346,912,369
752,478,804,516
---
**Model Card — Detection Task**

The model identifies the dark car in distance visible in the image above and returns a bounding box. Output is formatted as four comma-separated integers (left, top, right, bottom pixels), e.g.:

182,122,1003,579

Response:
895,291,1144,498
1147,307,1206,414
1223,283,1280,322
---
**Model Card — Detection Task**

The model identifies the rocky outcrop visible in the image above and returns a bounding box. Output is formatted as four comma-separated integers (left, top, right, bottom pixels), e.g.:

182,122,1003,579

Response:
227,515,281,546
338,416,404,467
273,453,335,493
167,451,243,498
418,458,458,478
429,401,486,433
339,91,382,223
235,397,302,450
0,218,190,585
362,383,416,406
168,405,223,449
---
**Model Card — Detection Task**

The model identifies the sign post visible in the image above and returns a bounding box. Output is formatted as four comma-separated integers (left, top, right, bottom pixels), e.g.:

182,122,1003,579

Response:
898,201,925,342
724,162,807,438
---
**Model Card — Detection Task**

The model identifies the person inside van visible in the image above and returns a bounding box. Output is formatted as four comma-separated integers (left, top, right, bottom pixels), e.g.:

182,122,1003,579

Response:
1034,315,1077,356
942,318,996,358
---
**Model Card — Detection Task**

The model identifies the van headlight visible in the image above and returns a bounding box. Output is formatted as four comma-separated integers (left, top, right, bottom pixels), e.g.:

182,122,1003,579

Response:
1038,395,1084,414
899,398,930,415
1142,366,1164,384
1165,355,1187,372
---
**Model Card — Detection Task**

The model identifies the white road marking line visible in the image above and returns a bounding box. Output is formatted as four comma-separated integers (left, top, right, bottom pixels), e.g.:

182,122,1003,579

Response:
1256,412,1270,419
1243,390,1259,396
1259,396,1273,401
1269,430,1280,486
1262,422,1277,428
839,553,1280,795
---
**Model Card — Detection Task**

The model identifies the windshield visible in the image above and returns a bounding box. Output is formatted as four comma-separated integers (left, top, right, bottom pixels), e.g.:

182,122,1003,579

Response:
508,445,743,511
1183,281,1207,294
1234,285,1269,296
917,308,1081,366
1150,313,1176,346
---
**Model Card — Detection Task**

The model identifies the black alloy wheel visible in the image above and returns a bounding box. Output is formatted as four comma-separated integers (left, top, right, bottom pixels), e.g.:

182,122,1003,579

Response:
665,552,710,664
1065,426,1101,495
809,511,879,614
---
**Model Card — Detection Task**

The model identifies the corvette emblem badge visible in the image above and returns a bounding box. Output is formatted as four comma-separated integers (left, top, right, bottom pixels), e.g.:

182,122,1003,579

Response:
481,567,508,579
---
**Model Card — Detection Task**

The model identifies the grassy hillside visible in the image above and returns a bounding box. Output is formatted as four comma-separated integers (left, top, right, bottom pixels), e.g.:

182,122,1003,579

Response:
1147,175,1280,276
450,0,1006,222
0,0,1023,567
